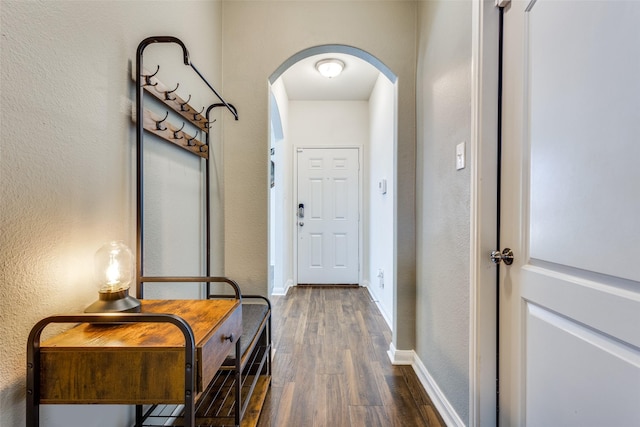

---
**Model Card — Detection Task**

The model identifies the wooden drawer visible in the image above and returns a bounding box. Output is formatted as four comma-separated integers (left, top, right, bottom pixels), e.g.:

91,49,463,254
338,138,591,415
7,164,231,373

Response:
199,302,241,390
39,299,240,404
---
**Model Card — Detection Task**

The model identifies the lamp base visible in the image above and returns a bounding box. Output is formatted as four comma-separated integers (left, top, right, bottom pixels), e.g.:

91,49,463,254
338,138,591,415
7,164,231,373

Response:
84,288,141,313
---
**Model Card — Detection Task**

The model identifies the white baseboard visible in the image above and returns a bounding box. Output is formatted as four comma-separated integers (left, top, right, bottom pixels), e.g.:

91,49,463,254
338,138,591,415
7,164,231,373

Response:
386,346,466,426
362,282,393,330
387,342,414,365
271,279,293,296
284,279,293,294
412,353,466,427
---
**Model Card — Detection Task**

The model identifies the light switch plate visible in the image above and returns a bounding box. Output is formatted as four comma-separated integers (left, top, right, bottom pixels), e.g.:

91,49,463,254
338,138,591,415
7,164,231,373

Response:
456,142,465,170
378,179,387,194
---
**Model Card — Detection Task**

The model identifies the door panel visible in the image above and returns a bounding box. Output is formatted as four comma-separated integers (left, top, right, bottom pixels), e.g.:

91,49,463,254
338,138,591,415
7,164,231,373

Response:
526,0,640,282
501,1,640,425
334,179,348,218
526,303,640,427
310,178,323,218
333,233,348,266
309,233,323,267
297,148,359,284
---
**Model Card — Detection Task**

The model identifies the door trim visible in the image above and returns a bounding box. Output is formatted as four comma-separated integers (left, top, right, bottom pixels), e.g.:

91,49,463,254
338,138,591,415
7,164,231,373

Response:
293,145,363,286
470,1,500,425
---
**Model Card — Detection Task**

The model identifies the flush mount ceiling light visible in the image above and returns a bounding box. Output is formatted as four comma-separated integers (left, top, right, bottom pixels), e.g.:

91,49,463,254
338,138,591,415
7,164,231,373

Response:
315,58,345,78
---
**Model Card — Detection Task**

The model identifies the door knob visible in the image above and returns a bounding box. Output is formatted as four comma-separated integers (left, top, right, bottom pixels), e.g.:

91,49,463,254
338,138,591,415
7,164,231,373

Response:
299,221,304,227
491,248,514,265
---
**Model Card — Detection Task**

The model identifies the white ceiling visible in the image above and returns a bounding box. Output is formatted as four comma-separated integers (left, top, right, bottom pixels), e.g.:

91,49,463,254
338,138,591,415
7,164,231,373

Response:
280,52,381,101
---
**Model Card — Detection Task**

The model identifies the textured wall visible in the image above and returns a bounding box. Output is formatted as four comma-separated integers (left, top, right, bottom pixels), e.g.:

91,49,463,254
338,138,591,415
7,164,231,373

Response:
368,75,396,325
221,0,417,349
0,1,223,425
416,0,472,424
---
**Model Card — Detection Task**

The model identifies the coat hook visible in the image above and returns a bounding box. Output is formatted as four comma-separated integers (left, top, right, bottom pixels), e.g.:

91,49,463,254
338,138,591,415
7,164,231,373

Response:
173,122,185,139
205,118,217,129
155,111,169,131
179,94,192,111
193,107,205,121
186,131,199,146
143,65,160,87
199,145,208,153
164,83,180,101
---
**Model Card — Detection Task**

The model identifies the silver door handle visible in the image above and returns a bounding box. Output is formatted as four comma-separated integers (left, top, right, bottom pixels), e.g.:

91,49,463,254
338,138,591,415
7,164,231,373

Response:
490,248,514,265
299,221,304,226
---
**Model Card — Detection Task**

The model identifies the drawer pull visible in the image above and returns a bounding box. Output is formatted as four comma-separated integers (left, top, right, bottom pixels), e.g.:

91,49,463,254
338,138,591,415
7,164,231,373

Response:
224,333,234,343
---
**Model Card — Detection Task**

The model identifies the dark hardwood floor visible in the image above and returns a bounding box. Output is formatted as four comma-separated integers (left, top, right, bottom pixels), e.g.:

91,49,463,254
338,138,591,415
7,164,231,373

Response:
256,286,445,427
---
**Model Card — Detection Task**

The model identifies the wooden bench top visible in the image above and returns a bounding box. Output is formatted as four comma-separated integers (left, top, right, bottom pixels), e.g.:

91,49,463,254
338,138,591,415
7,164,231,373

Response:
42,299,240,349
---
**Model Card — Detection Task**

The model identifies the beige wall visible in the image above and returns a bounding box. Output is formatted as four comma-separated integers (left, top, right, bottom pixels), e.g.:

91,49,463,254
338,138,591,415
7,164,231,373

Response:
416,0,473,423
0,1,491,425
0,1,224,425
221,0,417,348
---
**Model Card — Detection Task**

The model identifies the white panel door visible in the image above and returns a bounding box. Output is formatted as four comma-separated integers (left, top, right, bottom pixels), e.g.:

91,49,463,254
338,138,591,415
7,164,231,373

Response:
297,148,359,284
500,1,640,425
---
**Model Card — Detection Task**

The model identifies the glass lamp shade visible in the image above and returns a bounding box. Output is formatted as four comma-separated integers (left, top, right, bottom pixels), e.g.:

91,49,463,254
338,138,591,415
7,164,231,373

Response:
85,241,140,313
94,241,133,293
315,59,345,78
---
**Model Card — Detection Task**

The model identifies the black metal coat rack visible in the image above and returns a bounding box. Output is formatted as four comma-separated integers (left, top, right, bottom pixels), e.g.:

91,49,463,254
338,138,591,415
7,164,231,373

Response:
135,36,238,296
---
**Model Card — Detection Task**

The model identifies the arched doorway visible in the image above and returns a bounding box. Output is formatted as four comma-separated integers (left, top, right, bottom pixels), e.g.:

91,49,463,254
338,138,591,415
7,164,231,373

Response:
267,45,399,331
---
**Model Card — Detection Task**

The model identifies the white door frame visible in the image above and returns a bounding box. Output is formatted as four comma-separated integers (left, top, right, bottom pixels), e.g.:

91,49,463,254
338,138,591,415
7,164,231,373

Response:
293,145,363,286
470,1,500,425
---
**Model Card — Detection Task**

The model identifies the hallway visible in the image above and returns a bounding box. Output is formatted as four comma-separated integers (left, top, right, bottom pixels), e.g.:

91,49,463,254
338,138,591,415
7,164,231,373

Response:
257,287,444,426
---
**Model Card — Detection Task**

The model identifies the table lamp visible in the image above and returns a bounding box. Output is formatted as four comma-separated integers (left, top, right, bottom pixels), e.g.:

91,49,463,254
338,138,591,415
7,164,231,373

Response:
85,241,141,313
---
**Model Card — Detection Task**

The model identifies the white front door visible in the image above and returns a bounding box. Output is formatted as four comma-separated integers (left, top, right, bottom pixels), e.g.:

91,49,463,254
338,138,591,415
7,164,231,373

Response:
297,147,359,284
500,1,640,425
